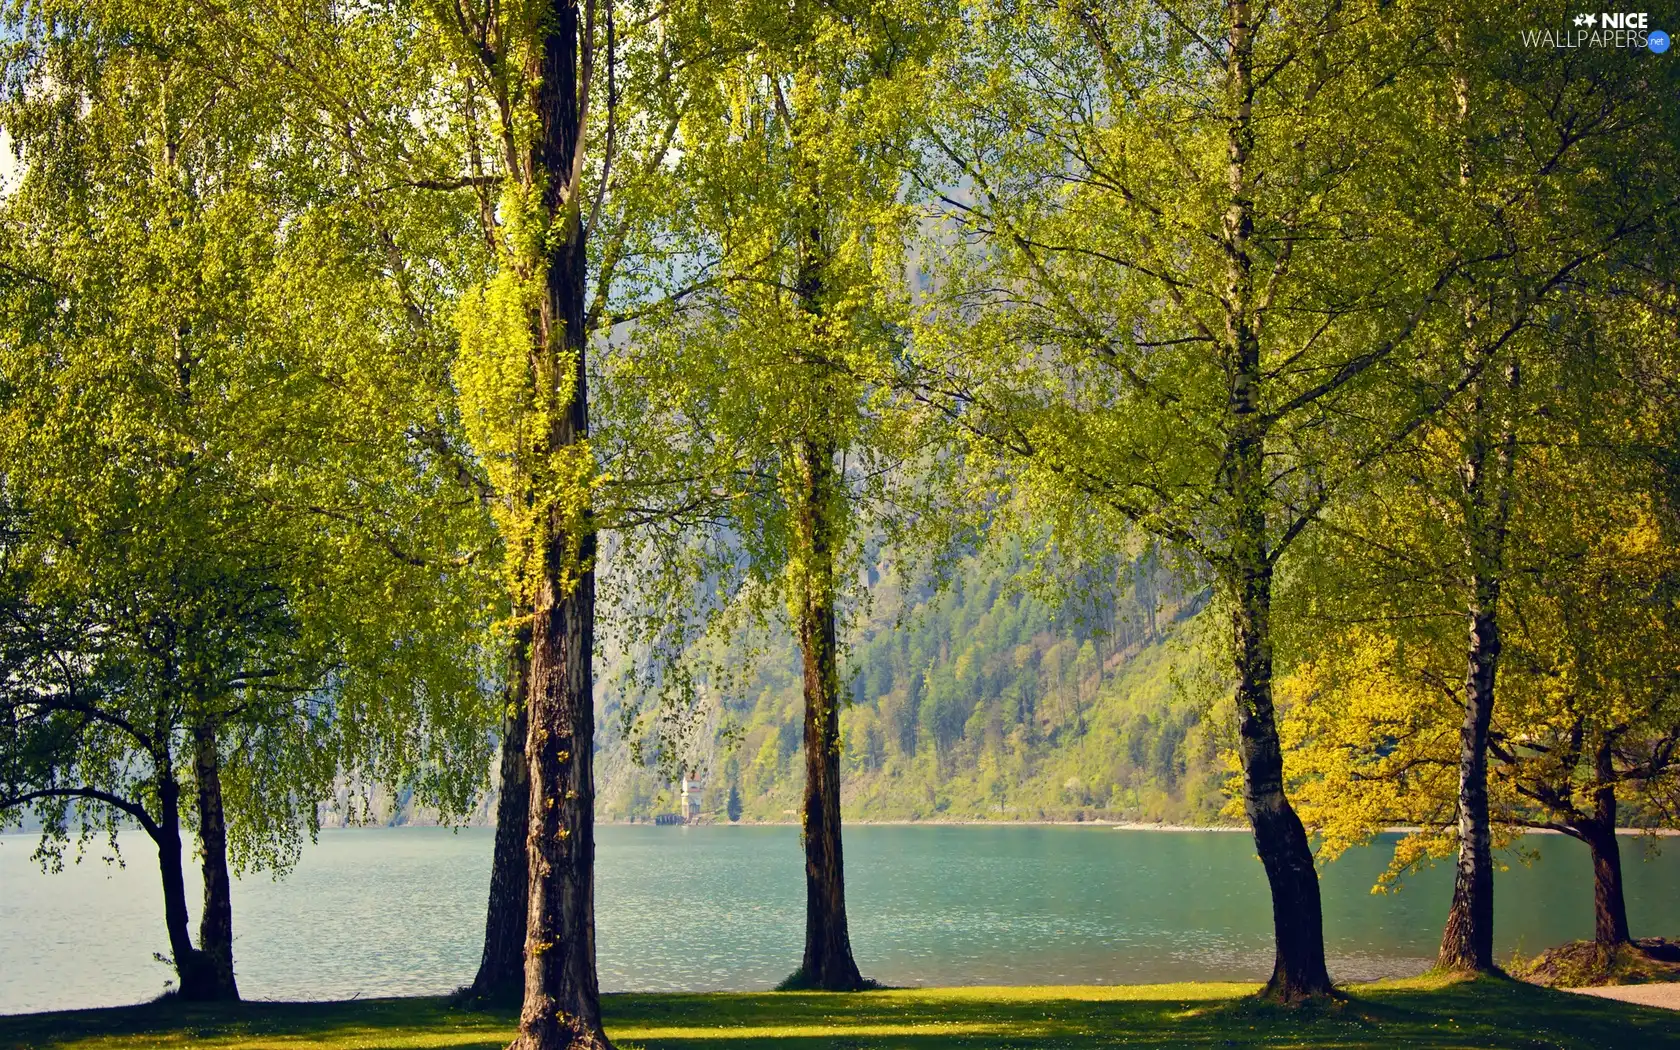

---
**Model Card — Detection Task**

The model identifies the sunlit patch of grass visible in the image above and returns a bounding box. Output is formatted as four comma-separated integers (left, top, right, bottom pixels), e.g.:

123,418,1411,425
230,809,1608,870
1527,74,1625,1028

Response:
1351,970,1475,993
613,1021,1002,1040
3,978,1676,1050
863,981,1261,1002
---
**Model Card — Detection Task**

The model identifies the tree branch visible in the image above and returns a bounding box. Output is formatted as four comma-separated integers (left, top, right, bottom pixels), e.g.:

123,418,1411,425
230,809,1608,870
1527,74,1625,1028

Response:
0,787,161,841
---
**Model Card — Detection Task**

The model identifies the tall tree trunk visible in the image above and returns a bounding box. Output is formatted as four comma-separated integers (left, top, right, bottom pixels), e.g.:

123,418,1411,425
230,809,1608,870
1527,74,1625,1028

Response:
1223,278,1331,1003
1438,602,1497,971
156,770,212,1000
474,640,533,1002
1582,740,1630,946
1230,557,1333,1000
787,437,866,992
1584,822,1630,947
518,504,604,1050
510,3,607,1044
191,719,239,1000
1221,0,1331,1001
1438,372,1515,973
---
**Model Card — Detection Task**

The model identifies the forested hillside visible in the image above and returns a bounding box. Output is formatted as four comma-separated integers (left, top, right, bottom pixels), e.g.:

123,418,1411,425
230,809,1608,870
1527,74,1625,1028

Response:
594,549,1232,825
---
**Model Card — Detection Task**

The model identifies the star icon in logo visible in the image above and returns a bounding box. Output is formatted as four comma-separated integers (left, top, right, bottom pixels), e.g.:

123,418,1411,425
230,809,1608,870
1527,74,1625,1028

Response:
1573,12,1598,26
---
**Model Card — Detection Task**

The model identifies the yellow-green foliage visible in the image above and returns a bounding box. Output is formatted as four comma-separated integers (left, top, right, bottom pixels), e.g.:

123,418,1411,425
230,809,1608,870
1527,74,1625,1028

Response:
0,1,502,865
1280,630,1461,867
454,266,596,610
1277,332,1680,888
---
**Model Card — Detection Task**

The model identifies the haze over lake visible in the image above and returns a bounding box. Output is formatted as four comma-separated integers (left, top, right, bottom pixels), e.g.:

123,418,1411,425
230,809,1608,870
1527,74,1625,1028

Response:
4,824,1678,1015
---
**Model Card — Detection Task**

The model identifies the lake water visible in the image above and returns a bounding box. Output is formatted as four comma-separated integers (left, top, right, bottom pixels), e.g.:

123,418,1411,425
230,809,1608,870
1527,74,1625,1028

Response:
3,824,1677,1015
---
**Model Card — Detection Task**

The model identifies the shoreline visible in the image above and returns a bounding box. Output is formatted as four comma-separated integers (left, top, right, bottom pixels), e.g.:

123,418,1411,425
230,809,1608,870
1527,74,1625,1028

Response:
15,822,1675,840
613,819,1680,836
720,819,1254,831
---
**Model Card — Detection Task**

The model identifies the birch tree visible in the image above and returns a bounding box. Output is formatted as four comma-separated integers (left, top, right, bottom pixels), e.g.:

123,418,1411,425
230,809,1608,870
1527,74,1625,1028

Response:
0,0,500,1001
915,0,1671,998
624,0,948,989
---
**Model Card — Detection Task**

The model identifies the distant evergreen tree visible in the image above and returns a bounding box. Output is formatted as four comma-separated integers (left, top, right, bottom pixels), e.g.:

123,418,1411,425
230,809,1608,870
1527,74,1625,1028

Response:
727,784,743,824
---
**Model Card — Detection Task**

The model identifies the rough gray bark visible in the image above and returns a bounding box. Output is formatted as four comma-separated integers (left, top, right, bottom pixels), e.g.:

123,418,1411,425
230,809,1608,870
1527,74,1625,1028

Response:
517,536,603,1050
508,2,608,1045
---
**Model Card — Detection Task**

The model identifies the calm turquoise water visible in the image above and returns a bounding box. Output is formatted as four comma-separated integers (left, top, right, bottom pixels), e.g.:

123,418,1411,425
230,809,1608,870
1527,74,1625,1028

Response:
2,825,1677,1014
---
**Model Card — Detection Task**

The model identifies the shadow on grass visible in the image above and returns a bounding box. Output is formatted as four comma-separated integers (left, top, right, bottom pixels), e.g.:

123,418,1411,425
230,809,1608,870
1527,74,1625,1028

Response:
2,976,1675,1050
0,997,512,1050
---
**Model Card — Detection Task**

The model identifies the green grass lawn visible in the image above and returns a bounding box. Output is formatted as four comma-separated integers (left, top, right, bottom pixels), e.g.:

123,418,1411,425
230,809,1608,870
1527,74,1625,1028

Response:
2,976,1674,1050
